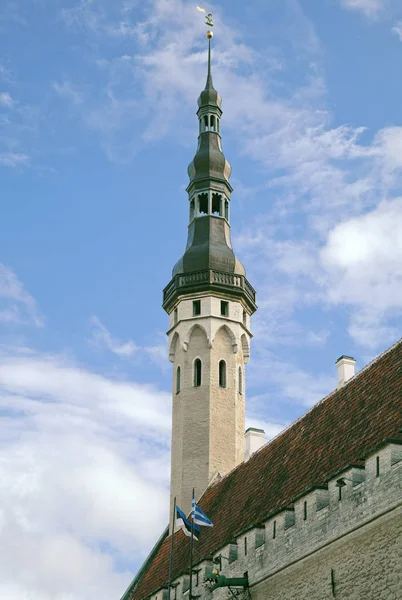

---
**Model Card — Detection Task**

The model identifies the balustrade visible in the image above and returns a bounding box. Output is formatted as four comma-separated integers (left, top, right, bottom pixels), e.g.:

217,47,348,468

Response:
163,269,256,304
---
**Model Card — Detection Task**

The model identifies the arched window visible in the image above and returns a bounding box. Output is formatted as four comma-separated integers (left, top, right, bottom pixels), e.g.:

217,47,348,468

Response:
219,360,227,388
238,367,243,394
194,359,202,387
176,366,181,393
198,193,208,215
210,115,216,131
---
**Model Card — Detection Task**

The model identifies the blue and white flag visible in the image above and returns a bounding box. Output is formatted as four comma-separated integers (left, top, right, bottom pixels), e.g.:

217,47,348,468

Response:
175,505,200,539
192,494,214,528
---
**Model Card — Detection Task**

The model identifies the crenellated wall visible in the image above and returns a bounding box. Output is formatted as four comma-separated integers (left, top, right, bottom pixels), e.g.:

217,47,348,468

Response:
153,440,402,600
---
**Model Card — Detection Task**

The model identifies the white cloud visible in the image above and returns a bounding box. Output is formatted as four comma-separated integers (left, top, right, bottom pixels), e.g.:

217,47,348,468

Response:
392,21,402,40
55,0,402,351
89,316,167,368
53,80,84,106
0,263,43,326
90,315,138,357
0,81,38,169
339,0,385,17
0,91,14,107
320,197,402,347
0,346,171,600
0,65,12,81
0,152,30,167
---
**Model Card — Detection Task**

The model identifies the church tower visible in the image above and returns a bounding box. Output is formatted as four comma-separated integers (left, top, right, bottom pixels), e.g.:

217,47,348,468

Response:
163,33,257,523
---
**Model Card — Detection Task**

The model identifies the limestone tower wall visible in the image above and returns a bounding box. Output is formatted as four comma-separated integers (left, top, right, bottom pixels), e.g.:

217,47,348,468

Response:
168,294,251,522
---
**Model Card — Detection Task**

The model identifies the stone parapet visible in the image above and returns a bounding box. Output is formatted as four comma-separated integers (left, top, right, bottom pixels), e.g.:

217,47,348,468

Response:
160,439,402,600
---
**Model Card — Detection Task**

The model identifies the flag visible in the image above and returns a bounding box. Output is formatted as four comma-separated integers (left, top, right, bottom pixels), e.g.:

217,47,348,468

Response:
192,494,214,527
175,505,200,539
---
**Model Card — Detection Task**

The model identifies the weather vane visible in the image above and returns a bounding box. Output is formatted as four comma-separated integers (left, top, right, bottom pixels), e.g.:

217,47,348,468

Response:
197,6,214,34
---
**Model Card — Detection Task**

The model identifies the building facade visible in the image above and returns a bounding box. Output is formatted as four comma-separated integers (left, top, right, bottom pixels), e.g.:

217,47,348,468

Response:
121,33,402,600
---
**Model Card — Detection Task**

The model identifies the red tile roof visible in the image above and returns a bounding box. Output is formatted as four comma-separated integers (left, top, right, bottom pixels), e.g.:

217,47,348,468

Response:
127,339,402,599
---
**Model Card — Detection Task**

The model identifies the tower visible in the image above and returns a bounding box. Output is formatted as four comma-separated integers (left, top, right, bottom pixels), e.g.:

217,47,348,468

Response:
163,33,257,523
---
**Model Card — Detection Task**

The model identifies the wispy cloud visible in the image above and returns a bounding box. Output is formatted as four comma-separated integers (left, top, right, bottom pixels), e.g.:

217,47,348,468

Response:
0,152,30,167
392,21,402,40
89,315,138,357
56,0,402,351
52,80,84,105
0,65,12,82
0,264,43,326
0,80,38,169
89,315,167,368
339,0,386,17
0,346,171,599
0,91,14,107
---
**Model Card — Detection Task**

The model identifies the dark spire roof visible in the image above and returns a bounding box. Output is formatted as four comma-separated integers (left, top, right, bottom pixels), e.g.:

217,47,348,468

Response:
197,38,222,109
163,33,256,315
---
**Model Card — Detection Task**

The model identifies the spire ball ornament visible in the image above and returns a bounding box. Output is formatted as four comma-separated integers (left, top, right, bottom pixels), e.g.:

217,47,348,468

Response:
206,30,213,38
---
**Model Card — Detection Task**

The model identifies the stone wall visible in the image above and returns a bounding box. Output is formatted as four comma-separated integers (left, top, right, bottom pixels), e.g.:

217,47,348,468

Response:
161,440,402,600
168,293,252,525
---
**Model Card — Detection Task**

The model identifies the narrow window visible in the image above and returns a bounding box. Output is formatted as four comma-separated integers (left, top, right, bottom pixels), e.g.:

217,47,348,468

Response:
212,193,222,215
189,199,195,221
193,300,201,316
203,115,208,130
219,360,227,388
338,485,342,501
273,520,276,539
176,366,181,394
174,308,178,325
220,300,229,316
210,115,215,131
376,456,380,477
217,118,220,133
198,193,208,215
303,501,307,521
194,359,202,387
195,571,199,586
244,537,247,556
238,367,243,395
224,200,229,221
243,310,247,326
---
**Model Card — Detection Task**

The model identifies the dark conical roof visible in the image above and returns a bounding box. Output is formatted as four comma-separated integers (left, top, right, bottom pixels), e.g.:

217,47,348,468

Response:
162,33,257,315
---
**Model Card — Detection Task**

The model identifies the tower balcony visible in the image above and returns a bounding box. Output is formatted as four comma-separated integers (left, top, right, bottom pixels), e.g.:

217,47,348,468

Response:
163,269,257,314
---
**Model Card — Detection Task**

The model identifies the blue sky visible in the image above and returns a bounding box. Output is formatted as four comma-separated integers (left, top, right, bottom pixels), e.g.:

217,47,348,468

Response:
2,0,402,598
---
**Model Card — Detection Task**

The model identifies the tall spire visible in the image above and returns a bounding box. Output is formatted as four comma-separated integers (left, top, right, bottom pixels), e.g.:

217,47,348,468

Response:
198,34,222,110
207,35,212,85
162,24,257,316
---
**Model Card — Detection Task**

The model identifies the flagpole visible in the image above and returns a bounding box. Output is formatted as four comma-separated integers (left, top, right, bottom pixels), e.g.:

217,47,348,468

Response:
167,497,176,600
189,488,195,600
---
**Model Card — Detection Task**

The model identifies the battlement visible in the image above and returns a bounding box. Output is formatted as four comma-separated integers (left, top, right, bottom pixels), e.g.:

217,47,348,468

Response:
146,439,402,600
